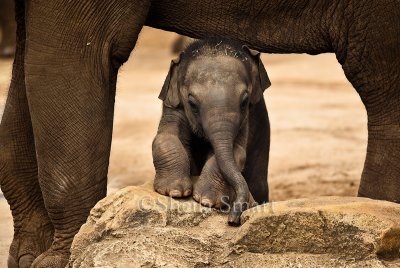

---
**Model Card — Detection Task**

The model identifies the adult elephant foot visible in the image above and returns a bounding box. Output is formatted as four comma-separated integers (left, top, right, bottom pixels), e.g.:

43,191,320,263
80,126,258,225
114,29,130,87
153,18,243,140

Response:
31,250,69,268
358,124,400,203
7,210,54,268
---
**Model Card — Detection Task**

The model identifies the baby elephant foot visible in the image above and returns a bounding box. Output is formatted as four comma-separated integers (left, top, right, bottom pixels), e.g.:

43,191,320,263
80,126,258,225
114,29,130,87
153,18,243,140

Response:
193,173,234,209
8,210,54,268
193,173,257,210
154,174,192,198
31,250,69,268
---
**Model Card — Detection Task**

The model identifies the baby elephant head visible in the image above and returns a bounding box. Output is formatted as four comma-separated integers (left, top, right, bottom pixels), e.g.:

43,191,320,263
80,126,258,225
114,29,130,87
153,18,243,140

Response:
159,38,271,224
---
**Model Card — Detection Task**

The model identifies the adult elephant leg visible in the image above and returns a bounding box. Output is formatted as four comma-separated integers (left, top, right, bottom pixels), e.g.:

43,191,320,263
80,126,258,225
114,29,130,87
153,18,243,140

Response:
0,1,53,268
0,0,16,57
24,0,150,266
342,4,400,202
148,0,400,203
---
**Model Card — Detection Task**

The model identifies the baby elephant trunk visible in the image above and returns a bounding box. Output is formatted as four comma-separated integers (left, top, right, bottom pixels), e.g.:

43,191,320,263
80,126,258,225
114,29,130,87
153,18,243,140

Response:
206,118,250,226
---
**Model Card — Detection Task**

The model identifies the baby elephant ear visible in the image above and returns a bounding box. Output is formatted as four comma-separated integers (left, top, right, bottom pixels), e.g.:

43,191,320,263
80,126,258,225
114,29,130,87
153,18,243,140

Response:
158,53,183,108
243,46,271,104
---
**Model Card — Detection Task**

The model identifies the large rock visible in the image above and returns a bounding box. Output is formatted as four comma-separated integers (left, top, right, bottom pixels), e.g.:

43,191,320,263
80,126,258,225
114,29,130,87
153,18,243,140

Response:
68,184,400,267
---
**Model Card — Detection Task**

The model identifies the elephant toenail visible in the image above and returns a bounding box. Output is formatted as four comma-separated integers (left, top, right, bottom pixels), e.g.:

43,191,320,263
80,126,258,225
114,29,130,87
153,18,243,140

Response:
169,190,182,197
201,198,213,207
183,189,192,196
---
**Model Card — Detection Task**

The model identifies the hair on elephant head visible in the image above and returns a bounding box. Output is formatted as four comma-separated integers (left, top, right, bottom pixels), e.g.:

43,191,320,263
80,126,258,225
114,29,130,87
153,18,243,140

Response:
155,37,271,225
159,37,270,133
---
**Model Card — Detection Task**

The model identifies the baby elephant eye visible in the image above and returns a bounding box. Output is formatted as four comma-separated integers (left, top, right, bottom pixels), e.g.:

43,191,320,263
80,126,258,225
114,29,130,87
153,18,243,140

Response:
188,95,199,114
240,92,249,111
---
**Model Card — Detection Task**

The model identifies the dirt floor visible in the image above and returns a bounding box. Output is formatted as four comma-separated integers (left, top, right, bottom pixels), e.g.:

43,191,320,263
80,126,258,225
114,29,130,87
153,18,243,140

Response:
0,27,367,265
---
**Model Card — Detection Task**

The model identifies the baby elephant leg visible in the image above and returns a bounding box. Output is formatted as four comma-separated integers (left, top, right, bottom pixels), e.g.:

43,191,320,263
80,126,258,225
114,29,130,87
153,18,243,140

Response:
152,133,192,197
193,146,256,208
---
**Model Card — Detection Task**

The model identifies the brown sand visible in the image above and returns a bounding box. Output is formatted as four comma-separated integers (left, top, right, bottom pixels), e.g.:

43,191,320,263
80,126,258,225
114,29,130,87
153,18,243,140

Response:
0,27,366,265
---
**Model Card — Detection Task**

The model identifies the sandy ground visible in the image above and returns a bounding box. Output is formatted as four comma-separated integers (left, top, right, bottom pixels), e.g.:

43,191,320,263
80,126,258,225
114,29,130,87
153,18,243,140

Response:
0,27,367,265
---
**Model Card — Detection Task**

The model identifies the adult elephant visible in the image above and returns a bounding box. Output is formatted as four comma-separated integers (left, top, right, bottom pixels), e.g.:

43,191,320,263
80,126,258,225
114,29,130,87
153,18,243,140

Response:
0,0,16,57
0,0,399,267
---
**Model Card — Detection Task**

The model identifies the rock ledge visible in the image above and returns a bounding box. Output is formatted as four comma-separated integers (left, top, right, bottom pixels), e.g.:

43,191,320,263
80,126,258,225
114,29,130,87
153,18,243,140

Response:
68,184,400,267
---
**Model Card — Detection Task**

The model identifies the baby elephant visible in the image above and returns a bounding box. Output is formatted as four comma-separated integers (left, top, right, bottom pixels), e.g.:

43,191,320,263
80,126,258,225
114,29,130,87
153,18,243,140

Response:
152,38,271,225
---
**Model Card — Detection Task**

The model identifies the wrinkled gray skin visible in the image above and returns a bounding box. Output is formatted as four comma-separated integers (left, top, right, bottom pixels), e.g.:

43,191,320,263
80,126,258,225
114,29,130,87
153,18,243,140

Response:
0,0,399,267
153,40,271,225
0,0,16,57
